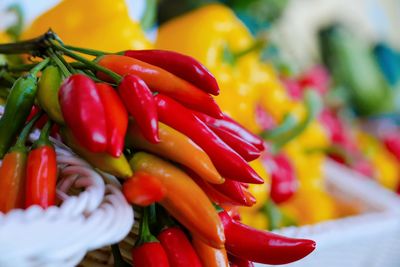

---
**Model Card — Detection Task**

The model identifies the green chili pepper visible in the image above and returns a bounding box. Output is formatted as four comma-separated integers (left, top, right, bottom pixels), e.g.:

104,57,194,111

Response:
0,58,49,158
37,65,64,124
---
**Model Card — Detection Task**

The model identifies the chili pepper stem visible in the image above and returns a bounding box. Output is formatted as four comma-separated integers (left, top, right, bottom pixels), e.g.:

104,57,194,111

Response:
47,49,70,77
10,111,43,152
0,30,55,55
136,206,158,246
63,44,108,57
29,57,50,76
33,120,52,148
49,40,122,83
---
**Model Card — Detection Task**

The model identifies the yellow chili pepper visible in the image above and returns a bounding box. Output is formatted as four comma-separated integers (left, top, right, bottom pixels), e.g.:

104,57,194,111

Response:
22,0,151,51
61,128,132,178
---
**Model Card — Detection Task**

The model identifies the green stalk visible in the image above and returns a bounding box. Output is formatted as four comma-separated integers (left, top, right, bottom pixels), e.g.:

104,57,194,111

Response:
135,206,157,246
48,49,70,77
63,44,108,57
10,111,43,152
29,57,50,76
33,120,52,148
50,40,122,83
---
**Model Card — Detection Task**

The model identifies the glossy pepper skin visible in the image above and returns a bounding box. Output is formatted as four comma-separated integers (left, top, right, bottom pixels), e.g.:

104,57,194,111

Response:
188,169,246,206
208,124,261,162
192,237,229,267
118,74,159,144
96,83,128,157
61,128,132,178
59,74,107,153
195,112,265,151
219,210,316,265
265,153,297,204
122,171,166,206
0,151,27,212
0,59,49,158
96,54,222,118
37,65,64,124
132,242,170,267
132,207,170,267
25,122,57,208
154,94,263,184
124,49,219,95
229,254,254,267
158,227,202,267
0,112,42,212
212,179,254,207
126,122,223,184
129,152,225,248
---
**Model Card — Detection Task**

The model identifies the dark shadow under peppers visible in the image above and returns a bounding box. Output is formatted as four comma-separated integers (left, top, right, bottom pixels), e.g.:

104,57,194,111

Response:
219,210,316,265
154,94,263,185
25,121,57,208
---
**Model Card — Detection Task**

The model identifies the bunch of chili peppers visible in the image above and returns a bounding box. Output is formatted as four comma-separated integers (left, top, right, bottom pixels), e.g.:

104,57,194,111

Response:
0,31,316,266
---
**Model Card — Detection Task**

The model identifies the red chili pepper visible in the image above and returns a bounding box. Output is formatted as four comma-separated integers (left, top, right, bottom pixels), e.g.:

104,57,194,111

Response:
212,180,254,207
0,113,42,213
189,169,244,206
132,207,170,267
124,49,219,95
96,83,128,157
264,153,297,204
59,74,107,153
118,74,159,144
122,172,166,206
25,122,57,208
229,254,254,267
97,54,222,118
208,125,261,162
219,210,316,265
195,112,265,151
154,94,263,185
158,227,202,267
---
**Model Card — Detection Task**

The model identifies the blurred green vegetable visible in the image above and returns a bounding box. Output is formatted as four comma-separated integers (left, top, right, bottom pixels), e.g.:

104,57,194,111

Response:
319,25,393,116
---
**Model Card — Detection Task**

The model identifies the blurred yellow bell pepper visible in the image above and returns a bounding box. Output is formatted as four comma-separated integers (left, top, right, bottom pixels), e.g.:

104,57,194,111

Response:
356,131,400,190
156,4,274,133
22,0,151,51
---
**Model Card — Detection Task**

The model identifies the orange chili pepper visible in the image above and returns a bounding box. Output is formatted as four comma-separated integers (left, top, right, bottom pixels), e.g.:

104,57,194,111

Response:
129,152,225,248
126,122,223,184
192,237,229,267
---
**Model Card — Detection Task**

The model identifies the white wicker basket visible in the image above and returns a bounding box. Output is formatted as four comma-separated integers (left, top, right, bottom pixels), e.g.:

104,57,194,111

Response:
0,137,134,267
257,160,400,267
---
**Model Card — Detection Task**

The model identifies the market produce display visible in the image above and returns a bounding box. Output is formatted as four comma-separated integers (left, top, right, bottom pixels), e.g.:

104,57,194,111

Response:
2,0,400,266
0,28,316,266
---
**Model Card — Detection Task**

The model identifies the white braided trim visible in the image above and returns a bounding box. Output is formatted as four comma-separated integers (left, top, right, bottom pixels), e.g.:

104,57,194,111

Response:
0,126,134,267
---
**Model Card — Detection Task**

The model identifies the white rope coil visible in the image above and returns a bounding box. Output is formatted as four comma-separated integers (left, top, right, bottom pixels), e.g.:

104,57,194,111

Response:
0,128,134,267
